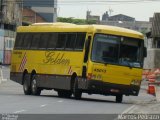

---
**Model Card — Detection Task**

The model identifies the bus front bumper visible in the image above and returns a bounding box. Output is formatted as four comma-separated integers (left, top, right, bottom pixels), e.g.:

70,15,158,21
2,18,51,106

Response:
84,80,140,96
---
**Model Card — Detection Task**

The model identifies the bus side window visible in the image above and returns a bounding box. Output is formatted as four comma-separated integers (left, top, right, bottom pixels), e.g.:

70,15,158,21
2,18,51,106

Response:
23,33,32,49
75,33,86,51
65,33,76,50
30,34,41,49
47,33,58,49
14,33,24,49
56,33,67,50
39,33,50,49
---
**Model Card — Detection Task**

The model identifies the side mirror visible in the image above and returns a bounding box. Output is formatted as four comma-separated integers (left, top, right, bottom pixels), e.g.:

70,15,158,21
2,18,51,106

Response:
143,47,147,57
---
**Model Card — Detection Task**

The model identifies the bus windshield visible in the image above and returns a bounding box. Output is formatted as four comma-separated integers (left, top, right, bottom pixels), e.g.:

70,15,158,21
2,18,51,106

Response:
91,34,144,68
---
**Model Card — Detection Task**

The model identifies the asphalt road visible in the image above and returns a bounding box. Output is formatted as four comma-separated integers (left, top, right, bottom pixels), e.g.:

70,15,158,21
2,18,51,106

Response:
0,80,155,113
0,66,156,120
0,80,133,114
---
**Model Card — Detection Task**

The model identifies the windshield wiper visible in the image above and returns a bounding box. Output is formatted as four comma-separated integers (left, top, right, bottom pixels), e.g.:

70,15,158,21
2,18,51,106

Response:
119,59,132,68
126,61,132,69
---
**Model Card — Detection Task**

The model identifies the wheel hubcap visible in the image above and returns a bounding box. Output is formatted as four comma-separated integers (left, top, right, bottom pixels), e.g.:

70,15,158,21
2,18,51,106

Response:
24,80,28,91
32,79,36,92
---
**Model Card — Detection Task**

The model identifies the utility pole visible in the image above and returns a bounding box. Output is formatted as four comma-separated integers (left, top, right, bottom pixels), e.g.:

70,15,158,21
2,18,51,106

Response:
53,0,57,22
0,0,2,12
108,7,113,16
21,0,23,25
0,0,4,22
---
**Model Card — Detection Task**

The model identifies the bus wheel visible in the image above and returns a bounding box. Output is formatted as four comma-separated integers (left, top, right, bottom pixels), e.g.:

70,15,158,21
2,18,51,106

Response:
116,94,123,103
23,74,31,95
57,90,72,98
73,78,82,100
31,75,41,96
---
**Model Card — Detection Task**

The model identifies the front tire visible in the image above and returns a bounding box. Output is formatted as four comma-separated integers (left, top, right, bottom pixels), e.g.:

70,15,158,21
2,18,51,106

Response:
116,94,123,103
57,90,72,98
23,74,31,95
31,75,41,96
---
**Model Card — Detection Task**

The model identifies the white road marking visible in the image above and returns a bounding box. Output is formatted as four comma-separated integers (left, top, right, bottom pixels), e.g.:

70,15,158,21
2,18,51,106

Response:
121,105,136,114
40,104,47,107
57,100,63,103
14,109,26,114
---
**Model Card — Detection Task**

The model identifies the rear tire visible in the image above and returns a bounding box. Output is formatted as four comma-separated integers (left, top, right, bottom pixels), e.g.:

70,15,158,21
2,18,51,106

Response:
31,75,41,96
73,78,82,100
23,74,31,95
116,94,123,103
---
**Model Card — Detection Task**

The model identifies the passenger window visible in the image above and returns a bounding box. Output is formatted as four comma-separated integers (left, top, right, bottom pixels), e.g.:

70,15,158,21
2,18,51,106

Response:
75,33,86,50
23,33,32,49
39,33,50,49
56,33,67,50
65,33,76,50
47,33,58,49
14,33,24,49
30,34,41,49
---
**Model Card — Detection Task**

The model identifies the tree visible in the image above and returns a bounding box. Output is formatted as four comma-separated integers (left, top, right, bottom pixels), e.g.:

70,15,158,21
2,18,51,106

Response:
57,17,97,25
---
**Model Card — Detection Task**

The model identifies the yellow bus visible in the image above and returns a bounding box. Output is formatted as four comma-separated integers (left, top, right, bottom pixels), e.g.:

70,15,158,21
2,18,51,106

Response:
10,22,146,103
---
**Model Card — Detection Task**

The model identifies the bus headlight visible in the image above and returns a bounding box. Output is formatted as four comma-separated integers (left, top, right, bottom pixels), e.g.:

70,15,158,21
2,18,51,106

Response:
131,80,141,86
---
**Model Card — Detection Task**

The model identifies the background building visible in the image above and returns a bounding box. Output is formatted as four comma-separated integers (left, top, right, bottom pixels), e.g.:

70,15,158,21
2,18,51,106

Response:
23,0,57,22
0,0,57,64
144,13,160,69
23,7,46,24
86,11,100,24
0,0,22,64
101,11,152,34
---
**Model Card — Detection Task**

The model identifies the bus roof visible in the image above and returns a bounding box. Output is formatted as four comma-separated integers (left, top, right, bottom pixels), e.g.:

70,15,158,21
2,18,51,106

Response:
17,22,144,39
31,22,76,26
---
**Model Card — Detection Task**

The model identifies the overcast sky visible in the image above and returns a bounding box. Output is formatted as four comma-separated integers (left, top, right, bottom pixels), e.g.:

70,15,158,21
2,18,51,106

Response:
57,0,160,21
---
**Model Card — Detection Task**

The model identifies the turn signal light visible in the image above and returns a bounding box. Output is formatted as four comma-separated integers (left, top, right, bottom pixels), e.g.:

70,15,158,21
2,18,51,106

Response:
87,73,92,80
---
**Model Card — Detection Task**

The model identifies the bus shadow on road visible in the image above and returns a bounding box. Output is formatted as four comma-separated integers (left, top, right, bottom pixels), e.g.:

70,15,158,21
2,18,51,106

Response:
78,97,116,103
40,94,125,104
40,92,142,105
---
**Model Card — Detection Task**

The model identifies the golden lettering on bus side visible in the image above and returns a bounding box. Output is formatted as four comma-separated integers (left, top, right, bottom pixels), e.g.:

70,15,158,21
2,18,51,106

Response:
43,51,70,65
